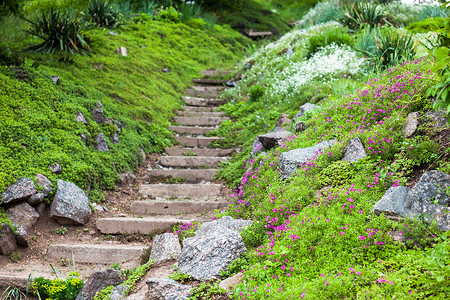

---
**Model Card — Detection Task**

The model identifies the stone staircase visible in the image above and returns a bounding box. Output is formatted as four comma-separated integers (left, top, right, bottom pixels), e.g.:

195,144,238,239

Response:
0,70,233,293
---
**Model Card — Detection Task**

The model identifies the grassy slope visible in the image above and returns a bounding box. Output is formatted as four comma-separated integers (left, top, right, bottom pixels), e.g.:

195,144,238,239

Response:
0,20,250,200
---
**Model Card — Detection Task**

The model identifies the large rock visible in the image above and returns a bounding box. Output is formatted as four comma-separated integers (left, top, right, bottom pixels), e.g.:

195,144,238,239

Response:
293,103,320,121
36,174,53,197
278,140,336,179
50,180,92,225
178,231,247,280
194,216,252,237
1,177,36,205
403,112,420,138
341,137,367,163
372,186,409,221
149,233,182,264
0,224,17,255
95,133,110,152
146,278,191,300
258,131,293,150
76,270,123,300
92,107,106,124
6,202,39,231
110,285,130,300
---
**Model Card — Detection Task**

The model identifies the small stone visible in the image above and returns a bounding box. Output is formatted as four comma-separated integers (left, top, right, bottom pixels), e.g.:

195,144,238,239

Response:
109,31,118,36
36,203,46,216
50,76,59,85
15,225,29,247
92,107,106,124
36,174,52,197
119,171,136,185
403,112,420,138
49,163,62,174
219,272,244,292
424,110,448,129
110,285,130,300
112,133,119,144
294,121,306,133
149,233,182,264
341,137,367,163
95,133,109,152
75,112,89,125
28,193,45,206
140,148,146,163
293,103,320,121
115,46,127,57
258,130,292,150
80,133,87,143
146,278,191,300
1,177,36,205
250,136,263,156
162,68,169,73
275,113,291,128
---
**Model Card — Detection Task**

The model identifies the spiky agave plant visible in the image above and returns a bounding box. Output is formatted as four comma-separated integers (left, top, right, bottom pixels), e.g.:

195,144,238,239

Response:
25,8,90,55
86,0,121,28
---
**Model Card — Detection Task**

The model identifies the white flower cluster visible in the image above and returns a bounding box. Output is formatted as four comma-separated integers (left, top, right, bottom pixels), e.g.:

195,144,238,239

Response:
267,43,367,98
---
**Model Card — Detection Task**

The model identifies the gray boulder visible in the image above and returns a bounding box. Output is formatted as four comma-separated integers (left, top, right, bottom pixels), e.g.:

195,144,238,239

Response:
293,103,320,121
49,163,62,174
146,278,191,300
342,137,367,163
92,107,106,124
278,140,336,179
28,193,45,206
425,110,448,129
6,202,39,231
14,225,29,247
0,224,17,255
372,186,409,221
110,285,130,300
50,179,92,225
178,231,247,280
194,216,252,237
1,177,36,205
258,131,293,150
403,112,420,138
95,133,110,152
76,270,123,300
76,113,89,125
36,174,53,197
150,233,182,264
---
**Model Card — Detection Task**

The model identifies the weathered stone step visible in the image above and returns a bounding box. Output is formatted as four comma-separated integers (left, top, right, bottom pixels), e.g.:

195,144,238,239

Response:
174,116,229,126
182,106,215,112
186,89,220,98
148,169,217,182
192,79,228,85
169,126,215,135
130,200,227,215
96,217,192,235
182,96,224,107
47,244,146,264
165,148,234,157
200,70,232,78
139,183,223,198
176,111,224,117
160,156,230,168
193,85,226,92
175,136,223,147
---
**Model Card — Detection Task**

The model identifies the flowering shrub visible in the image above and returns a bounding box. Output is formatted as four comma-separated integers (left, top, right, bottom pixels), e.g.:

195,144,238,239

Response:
33,272,84,300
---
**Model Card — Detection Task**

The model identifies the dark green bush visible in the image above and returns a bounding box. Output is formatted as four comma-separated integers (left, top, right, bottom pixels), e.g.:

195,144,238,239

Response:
25,8,90,55
179,2,202,23
156,6,181,23
307,26,354,57
86,0,121,28
248,84,264,102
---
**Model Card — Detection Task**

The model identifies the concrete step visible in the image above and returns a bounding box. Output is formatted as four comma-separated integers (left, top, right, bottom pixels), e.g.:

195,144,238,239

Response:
96,217,192,235
165,148,234,157
159,156,229,168
174,116,229,126
176,111,224,117
148,169,217,182
182,96,224,107
175,136,223,147
131,200,227,215
139,183,223,198
47,244,146,264
200,70,232,78
169,126,215,135
182,106,215,112
192,79,228,85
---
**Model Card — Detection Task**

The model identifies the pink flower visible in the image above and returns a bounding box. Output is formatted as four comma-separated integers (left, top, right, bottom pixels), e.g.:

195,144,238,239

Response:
301,293,306,298
325,281,329,285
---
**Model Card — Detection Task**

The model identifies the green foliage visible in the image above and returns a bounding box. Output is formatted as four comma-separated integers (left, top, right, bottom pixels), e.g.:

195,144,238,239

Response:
307,26,354,57
25,8,90,55
188,280,227,300
338,1,385,32
179,2,202,23
248,84,264,102
419,5,449,21
0,208,17,233
93,286,114,300
169,271,193,283
55,226,68,235
33,272,84,300
86,0,121,28
221,252,251,278
0,286,27,300
156,6,182,23
406,17,447,34
241,221,266,249
10,251,22,262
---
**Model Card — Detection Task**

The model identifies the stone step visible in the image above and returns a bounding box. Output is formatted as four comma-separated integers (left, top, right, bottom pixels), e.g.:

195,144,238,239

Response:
174,116,229,126
182,96,224,107
186,89,220,98
165,148,234,157
47,244,146,264
192,79,228,85
193,85,226,92
182,106,215,112
139,183,223,198
169,126,215,135
159,156,230,168
175,136,223,147
200,70,232,78
130,200,227,215
96,217,192,235
176,111,224,117
148,169,217,182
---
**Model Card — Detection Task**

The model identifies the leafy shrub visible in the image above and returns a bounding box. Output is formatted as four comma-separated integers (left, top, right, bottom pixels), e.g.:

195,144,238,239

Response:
189,280,227,300
406,17,447,34
202,11,217,29
241,220,266,248
248,84,264,102
179,2,202,23
185,18,206,30
338,1,385,32
306,26,354,56
86,0,121,28
300,0,343,26
419,5,449,21
140,0,158,15
169,271,193,283
33,272,84,300
25,8,90,55
156,6,182,23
